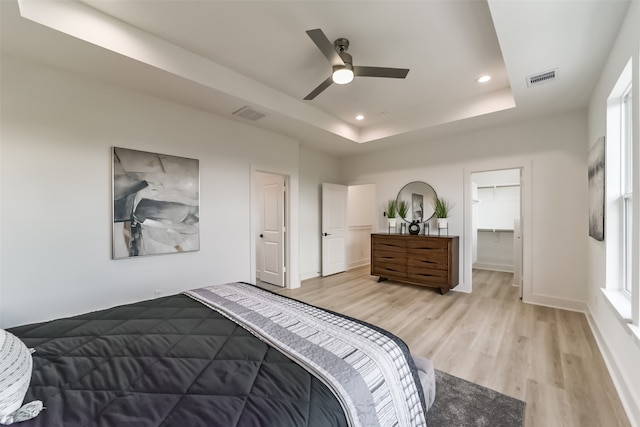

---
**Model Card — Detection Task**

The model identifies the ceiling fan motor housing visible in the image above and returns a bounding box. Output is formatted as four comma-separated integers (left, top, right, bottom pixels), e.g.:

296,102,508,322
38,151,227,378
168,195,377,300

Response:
334,38,350,53
335,38,353,69
333,39,353,84
337,52,353,68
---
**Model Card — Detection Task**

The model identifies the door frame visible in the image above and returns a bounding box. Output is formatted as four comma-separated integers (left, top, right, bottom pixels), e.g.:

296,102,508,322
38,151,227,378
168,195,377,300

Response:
463,159,532,301
251,168,291,289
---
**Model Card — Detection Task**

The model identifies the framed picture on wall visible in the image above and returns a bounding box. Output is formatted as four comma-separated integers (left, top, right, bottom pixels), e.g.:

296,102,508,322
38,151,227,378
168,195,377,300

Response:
112,147,200,259
588,137,605,241
411,193,423,222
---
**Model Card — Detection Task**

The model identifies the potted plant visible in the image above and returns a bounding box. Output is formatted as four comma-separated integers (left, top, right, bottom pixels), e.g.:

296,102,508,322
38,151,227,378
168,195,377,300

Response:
397,199,410,222
386,199,398,227
433,196,452,229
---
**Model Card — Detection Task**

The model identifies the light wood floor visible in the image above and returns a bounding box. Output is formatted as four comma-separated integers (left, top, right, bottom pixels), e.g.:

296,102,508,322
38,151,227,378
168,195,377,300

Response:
275,267,631,427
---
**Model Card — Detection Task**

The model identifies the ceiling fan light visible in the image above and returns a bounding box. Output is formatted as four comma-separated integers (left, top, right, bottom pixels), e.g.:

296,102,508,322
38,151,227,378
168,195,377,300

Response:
333,68,354,85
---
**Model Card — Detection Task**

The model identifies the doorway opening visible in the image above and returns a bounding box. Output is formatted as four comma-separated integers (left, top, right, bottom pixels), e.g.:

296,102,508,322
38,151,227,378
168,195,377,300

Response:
464,162,531,299
471,168,522,293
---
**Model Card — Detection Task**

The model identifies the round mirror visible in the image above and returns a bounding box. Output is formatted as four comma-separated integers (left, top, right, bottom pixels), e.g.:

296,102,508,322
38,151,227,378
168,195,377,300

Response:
396,181,437,223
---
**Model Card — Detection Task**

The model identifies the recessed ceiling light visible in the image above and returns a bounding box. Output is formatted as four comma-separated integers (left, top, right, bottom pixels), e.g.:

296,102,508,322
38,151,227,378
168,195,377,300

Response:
355,114,365,121
477,75,491,83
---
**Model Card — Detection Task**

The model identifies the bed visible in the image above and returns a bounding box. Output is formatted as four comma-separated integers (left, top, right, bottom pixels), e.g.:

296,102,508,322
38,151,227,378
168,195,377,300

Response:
3,282,434,426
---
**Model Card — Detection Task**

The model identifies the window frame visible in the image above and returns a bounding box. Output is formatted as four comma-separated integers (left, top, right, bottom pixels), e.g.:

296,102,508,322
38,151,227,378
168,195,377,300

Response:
603,58,634,325
622,84,633,297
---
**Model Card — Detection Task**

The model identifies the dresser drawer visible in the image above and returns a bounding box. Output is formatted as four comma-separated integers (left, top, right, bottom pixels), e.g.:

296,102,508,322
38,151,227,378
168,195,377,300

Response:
371,236,407,252
407,238,449,250
372,260,408,279
407,247,448,265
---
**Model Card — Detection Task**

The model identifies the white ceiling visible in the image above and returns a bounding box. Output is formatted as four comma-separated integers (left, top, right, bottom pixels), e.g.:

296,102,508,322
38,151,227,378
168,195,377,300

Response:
0,0,630,157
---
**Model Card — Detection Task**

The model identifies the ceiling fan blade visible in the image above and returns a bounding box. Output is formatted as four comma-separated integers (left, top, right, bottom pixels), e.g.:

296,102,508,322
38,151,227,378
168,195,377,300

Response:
304,75,334,100
306,29,344,67
353,66,410,79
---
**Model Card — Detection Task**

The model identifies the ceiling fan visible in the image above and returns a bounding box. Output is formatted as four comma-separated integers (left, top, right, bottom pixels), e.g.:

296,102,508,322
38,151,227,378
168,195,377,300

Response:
303,28,410,100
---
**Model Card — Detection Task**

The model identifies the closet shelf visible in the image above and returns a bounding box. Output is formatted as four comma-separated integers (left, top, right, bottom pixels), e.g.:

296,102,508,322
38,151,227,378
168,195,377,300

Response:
476,183,520,189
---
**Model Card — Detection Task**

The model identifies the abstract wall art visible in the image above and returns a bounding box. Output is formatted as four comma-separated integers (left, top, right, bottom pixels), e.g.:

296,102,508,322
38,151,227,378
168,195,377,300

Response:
588,137,605,241
112,147,200,259
411,193,424,222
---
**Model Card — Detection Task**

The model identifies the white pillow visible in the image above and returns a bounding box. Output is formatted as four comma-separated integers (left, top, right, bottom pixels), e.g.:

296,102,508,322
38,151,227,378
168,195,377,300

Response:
412,354,436,410
0,329,43,425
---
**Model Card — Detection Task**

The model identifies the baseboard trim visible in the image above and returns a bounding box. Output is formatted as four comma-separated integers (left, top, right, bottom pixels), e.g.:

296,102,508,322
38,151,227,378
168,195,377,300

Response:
523,293,588,313
300,264,369,282
472,262,514,273
347,259,369,270
299,271,320,282
586,311,640,427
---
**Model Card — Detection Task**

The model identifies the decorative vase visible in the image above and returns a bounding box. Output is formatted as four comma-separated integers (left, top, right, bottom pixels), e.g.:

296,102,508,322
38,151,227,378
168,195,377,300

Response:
388,218,397,228
437,217,448,229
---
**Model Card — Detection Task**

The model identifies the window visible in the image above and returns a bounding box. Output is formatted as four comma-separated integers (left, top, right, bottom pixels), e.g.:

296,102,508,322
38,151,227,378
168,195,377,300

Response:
622,84,633,296
603,58,633,323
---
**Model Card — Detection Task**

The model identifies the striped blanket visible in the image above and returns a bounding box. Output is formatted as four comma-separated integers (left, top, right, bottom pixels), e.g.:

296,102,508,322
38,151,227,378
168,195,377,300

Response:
186,283,427,427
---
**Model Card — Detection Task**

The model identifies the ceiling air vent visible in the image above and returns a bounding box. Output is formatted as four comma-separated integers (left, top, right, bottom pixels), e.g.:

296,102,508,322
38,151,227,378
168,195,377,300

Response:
526,68,558,88
232,106,266,121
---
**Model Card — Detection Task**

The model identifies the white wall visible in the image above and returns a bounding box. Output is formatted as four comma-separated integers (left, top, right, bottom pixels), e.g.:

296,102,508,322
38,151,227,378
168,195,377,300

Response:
347,184,377,227
347,184,376,269
0,55,310,328
475,231,515,272
476,186,519,230
298,147,341,280
586,1,640,425
341,109,588,304
474,169,520,230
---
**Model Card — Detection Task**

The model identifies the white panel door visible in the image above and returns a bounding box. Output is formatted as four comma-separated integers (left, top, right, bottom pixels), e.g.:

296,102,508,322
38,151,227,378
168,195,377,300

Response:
259,174,285,287
322,183,347,276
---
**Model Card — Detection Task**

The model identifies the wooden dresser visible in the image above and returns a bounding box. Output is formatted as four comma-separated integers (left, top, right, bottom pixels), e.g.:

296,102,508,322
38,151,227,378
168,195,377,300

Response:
370,233,459,294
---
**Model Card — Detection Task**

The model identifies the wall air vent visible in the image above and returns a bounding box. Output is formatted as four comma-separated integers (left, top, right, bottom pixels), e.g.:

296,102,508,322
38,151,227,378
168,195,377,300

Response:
526,68,558,88
232,106,266,121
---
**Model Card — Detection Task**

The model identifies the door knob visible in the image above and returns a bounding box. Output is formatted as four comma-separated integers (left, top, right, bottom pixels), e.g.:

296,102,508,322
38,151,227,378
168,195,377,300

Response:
323,232,331,236
259,234,264,238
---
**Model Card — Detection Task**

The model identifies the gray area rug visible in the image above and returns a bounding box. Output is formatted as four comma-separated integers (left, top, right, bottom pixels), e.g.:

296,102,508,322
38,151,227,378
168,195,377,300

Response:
426,370,526,427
